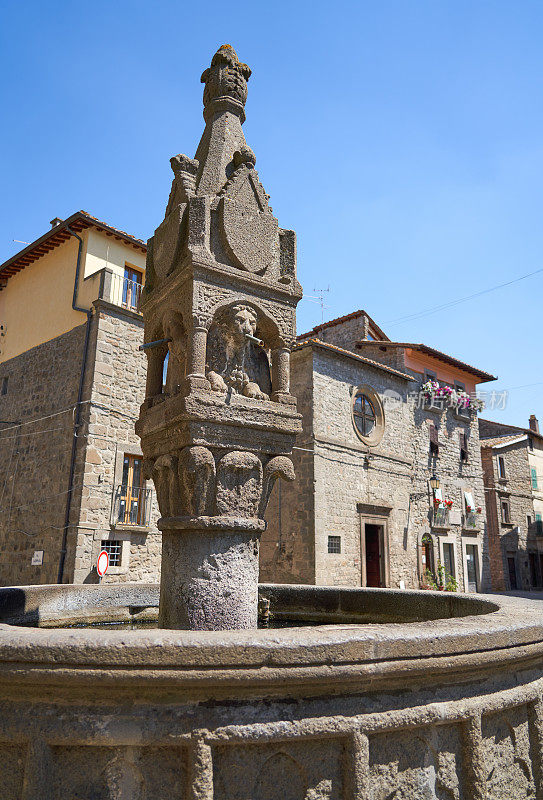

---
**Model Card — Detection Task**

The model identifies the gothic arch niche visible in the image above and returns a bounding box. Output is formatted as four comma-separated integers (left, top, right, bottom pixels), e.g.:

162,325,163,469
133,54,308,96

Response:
205,301,278,400
253,752,308,800
162,309,186,396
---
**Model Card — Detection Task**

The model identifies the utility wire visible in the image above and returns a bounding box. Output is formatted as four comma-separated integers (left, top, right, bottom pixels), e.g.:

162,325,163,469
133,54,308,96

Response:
384,267,543,327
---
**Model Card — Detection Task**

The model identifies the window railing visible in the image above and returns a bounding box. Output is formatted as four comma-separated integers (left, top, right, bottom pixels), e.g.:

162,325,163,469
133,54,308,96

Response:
113,485,153,527
463,510,480,530
109,272,143,311
82,268,144,313
432,507,450,529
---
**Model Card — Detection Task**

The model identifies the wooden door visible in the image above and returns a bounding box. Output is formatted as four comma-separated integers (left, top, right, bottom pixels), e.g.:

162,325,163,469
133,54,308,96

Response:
507,556,517,590
365,525,381,587
529,553,538,588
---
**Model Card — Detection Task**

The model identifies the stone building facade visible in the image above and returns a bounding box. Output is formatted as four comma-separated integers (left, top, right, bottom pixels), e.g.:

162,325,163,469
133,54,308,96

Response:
0,212,161,585
480,415,543,591
262,310,496,593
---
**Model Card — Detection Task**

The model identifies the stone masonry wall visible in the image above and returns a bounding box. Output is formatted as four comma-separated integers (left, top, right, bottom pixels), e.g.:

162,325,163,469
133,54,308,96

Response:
299,314,368,354
310,348,414,587
481,446,506,590
264,335,491,594
482,441,538,592
262,348,315,584
69,301,161,584
0,322,90,585
410,391,491,593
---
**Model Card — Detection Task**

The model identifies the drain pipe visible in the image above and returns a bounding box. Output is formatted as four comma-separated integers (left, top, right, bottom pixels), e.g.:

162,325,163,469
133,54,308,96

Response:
57,225,92,583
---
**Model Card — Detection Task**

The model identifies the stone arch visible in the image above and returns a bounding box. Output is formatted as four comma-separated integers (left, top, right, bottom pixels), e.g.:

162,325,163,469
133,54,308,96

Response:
162,308,187,396
143,318,168,402
205,301,275,399
253,752,308,800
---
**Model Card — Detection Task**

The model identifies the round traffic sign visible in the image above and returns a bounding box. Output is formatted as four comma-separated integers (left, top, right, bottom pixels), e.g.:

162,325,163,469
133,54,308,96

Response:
97,550,109,577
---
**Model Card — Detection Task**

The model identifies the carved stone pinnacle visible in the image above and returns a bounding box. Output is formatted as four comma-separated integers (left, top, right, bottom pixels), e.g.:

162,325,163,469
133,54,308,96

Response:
200,44,252,120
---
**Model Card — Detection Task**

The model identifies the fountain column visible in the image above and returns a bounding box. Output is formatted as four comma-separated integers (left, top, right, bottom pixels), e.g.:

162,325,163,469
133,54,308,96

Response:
136,45,302,630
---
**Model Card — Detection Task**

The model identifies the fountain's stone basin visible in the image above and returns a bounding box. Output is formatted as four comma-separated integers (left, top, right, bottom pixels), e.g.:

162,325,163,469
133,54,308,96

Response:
0,584,542,799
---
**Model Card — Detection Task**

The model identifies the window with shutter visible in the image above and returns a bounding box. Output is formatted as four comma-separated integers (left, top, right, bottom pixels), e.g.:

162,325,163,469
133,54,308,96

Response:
429,423,439,456
459,432,468,461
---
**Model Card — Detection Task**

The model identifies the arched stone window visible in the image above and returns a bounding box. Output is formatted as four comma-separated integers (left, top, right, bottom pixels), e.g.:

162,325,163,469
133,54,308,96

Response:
352,385,385,446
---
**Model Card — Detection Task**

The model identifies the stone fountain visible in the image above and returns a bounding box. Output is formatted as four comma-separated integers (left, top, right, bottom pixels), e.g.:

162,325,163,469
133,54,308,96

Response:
135,43,301,631
1,47,543,800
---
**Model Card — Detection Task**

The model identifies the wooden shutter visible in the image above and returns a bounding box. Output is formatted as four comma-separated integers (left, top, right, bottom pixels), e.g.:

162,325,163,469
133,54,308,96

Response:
430,423,439,455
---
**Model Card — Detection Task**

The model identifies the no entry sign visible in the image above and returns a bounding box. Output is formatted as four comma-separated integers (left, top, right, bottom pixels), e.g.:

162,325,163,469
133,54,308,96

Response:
97,550,109,577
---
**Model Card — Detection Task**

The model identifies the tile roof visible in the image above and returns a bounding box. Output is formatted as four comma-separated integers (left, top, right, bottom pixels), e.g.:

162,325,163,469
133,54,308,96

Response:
0,211,147,285
356,341,496,383
294,338,415,381
480,434,528,448
297,309,389,342
479,418,543,442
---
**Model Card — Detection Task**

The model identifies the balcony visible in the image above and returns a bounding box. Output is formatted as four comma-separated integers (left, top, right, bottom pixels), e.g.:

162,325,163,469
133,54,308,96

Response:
112,485,153,529
80,268,144,314
432,507,450,530
463,510,481,531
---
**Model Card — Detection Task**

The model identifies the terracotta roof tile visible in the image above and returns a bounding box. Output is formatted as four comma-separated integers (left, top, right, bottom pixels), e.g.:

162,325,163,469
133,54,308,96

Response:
294,338,415,381
0,210,147,284
356,340,496,383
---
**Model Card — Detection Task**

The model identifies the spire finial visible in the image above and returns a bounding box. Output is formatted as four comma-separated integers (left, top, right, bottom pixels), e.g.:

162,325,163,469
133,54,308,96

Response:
200,44,252,122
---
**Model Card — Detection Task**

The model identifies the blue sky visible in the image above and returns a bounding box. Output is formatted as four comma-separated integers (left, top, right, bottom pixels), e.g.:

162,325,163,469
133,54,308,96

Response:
1,0,541,427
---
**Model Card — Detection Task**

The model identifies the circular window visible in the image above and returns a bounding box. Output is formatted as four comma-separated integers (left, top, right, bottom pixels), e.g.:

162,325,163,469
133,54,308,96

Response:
352,385,385,446
353,394,376,436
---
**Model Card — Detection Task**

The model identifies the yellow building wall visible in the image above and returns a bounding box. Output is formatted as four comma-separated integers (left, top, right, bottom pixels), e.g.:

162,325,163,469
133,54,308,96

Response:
0,228,146,363
0,237,86,363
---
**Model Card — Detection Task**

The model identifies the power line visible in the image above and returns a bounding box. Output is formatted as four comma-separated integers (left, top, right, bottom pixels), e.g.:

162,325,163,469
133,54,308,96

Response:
384,266,543,327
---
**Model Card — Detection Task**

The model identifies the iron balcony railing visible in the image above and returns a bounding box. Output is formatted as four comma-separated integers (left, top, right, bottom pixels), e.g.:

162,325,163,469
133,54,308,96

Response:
109,272,143,312
113,485,153,527
432,507,450,529
463,510,481,530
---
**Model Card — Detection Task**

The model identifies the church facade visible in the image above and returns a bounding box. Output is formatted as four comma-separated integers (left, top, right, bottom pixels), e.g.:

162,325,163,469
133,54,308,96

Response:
262,310,496,593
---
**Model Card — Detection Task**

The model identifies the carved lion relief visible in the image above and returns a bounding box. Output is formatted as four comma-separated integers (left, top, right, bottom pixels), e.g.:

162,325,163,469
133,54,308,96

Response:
206,304,271,400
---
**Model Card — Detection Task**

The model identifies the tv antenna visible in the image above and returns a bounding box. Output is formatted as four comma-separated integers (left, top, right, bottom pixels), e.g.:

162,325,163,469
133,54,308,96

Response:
303,286,331,336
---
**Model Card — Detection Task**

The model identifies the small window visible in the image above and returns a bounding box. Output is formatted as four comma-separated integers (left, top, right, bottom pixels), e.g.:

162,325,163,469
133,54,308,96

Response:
424,369,437,382
497,456,506,479
527,515,533,528
536,514,543,535
328,535,341,554
353,394,376,437
101,539,122,567
528,437,534,452
1,376,8,395
454,381,465,393
429,423,439,456
459,432,468,462
531,468,538,490
501,498,511,524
